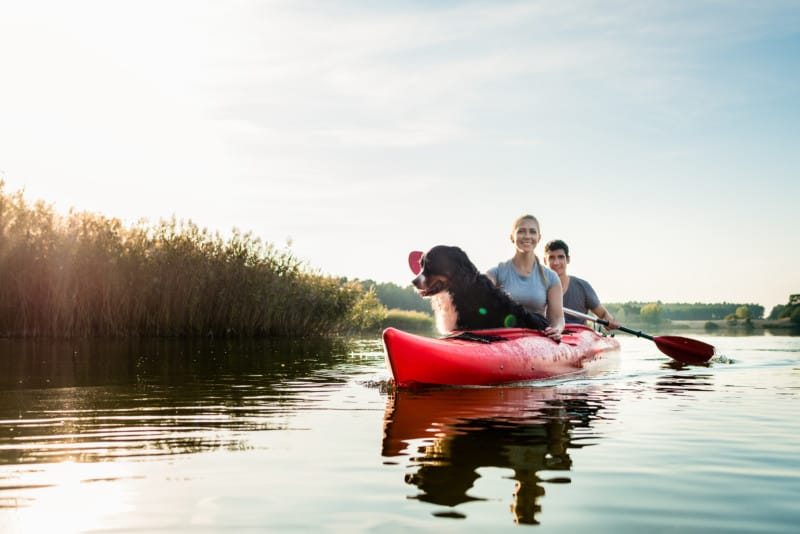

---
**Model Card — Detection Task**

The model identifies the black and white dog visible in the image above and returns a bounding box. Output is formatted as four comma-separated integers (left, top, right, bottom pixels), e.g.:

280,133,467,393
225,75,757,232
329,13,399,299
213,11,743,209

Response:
412,245,549,334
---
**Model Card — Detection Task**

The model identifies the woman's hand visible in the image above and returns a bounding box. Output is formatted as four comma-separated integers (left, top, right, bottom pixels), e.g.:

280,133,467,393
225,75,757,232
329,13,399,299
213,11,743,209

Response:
544,325,562,342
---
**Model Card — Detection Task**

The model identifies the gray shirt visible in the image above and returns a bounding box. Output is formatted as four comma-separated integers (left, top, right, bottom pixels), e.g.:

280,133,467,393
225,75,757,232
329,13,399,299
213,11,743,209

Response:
563,275,600,324
487,259,559,316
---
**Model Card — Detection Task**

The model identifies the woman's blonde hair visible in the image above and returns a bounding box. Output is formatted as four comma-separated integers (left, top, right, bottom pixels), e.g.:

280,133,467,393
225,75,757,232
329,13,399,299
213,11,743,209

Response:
512,214,546,283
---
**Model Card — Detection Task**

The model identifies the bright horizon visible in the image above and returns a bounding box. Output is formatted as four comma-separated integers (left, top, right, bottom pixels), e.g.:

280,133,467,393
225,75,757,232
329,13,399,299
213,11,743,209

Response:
1,1,798,314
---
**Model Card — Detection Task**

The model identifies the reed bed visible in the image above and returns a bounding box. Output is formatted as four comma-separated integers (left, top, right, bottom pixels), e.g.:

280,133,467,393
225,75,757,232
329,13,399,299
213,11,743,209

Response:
0,183,385,338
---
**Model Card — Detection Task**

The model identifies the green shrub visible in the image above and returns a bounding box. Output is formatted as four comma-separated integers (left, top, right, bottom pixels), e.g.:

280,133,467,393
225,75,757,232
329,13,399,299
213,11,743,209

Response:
380,309,434,332
704,321,720,331
640,302,664,325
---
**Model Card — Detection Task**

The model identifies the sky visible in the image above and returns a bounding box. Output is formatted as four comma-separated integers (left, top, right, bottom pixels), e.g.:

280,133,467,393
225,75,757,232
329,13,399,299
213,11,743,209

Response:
1,0,798,314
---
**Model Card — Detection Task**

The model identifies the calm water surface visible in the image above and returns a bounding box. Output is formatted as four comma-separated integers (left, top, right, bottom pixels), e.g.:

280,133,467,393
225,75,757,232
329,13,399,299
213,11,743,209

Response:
0,332,798,532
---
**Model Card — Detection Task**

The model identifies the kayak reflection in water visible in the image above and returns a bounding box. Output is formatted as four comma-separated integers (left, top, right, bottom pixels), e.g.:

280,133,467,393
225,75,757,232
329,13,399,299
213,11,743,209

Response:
382,387,606,525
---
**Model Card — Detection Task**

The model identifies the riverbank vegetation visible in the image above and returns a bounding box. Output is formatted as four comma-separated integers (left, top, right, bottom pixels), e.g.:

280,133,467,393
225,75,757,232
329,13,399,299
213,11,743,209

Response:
379,309,435,332
767,294,800,323
604,300,797,331
0,183,384,338
604,301,766,322
368,280,796,332
3,183,793,338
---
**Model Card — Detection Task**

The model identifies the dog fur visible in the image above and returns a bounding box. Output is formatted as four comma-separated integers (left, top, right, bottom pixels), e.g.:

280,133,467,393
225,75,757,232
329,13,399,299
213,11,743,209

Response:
412,245,550,334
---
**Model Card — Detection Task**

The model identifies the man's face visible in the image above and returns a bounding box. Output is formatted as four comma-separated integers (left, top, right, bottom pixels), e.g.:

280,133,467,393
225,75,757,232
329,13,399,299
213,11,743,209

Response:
545,248,569,275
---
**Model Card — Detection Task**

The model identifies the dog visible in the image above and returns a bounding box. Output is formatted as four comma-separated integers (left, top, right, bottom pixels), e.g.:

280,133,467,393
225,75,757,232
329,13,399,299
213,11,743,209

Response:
412,245,550,335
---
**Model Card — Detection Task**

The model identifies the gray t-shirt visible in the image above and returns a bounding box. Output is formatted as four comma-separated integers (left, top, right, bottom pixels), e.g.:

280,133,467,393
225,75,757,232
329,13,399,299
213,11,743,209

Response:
487,259,559,315
563,275,600,324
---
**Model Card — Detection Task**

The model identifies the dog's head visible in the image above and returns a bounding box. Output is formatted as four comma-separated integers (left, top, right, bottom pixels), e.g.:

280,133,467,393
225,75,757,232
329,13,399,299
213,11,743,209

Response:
412,245,480,297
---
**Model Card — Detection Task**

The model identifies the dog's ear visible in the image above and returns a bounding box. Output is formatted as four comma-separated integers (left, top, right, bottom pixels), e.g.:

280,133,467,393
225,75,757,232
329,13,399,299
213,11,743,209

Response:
420,246,441,273
450,246,479,285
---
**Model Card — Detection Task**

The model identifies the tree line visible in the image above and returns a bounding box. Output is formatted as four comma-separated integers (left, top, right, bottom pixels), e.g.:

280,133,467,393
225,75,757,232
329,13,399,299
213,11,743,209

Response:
605,301,765,321
358,280,431,314
364,280,787,323
768,294,800,323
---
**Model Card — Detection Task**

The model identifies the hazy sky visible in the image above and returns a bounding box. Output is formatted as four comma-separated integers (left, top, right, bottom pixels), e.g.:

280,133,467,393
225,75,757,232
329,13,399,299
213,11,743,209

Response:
1,1,798,313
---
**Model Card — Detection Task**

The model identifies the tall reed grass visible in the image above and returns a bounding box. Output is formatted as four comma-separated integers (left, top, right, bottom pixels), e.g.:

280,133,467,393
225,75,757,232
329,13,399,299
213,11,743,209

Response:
0,182,385,337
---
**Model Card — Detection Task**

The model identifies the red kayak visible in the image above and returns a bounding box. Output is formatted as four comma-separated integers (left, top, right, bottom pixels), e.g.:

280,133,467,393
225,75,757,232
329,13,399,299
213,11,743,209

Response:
383,325,620,387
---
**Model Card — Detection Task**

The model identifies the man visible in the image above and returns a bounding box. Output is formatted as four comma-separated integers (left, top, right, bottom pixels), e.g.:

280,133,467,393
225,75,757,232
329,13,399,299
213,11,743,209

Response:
544,239,620,329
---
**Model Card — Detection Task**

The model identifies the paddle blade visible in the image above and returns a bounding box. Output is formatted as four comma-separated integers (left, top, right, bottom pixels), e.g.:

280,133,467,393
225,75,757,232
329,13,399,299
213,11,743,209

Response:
653,335,715,364
408,250,423,275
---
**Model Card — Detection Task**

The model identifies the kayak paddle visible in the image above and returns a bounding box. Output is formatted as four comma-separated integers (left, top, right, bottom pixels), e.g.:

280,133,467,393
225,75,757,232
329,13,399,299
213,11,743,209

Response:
564,308,715,364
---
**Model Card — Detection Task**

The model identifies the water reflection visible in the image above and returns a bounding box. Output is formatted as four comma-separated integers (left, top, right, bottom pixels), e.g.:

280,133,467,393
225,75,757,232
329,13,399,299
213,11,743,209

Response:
0,336,364,466
655,373,714,395
0,337,360,390
382,386,611,525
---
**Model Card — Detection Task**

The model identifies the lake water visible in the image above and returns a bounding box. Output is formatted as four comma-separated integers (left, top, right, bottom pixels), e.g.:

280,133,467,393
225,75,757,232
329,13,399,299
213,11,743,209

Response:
0,331,798,532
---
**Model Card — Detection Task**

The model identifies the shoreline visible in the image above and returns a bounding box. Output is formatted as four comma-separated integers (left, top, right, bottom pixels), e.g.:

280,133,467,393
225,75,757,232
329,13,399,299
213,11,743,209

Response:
659,318,797,331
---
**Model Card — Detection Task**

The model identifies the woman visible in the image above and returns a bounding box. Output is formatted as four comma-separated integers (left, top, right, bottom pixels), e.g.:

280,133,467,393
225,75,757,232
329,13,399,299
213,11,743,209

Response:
486,214,564,341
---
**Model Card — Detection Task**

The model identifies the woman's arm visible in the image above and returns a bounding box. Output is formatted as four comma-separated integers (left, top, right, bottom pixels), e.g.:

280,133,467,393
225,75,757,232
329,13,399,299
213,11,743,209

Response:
545,279,565,340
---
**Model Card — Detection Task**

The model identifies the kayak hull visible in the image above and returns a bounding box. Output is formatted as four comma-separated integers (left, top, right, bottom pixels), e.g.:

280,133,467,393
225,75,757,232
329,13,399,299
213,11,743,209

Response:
383,325,620,387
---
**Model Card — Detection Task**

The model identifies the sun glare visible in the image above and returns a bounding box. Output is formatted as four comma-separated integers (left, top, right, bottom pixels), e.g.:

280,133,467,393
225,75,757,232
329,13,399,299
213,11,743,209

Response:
5,461,137,533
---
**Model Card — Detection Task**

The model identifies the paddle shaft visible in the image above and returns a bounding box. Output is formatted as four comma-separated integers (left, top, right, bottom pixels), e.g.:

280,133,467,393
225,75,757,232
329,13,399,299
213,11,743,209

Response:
564,308,654,340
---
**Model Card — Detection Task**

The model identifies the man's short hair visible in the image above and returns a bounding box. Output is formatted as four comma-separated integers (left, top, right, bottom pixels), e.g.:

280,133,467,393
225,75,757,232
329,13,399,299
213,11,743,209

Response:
544,239,570,258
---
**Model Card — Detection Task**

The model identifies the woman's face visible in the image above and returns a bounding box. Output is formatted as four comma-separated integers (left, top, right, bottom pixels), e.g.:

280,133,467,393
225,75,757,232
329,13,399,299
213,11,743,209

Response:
512,219,541,253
